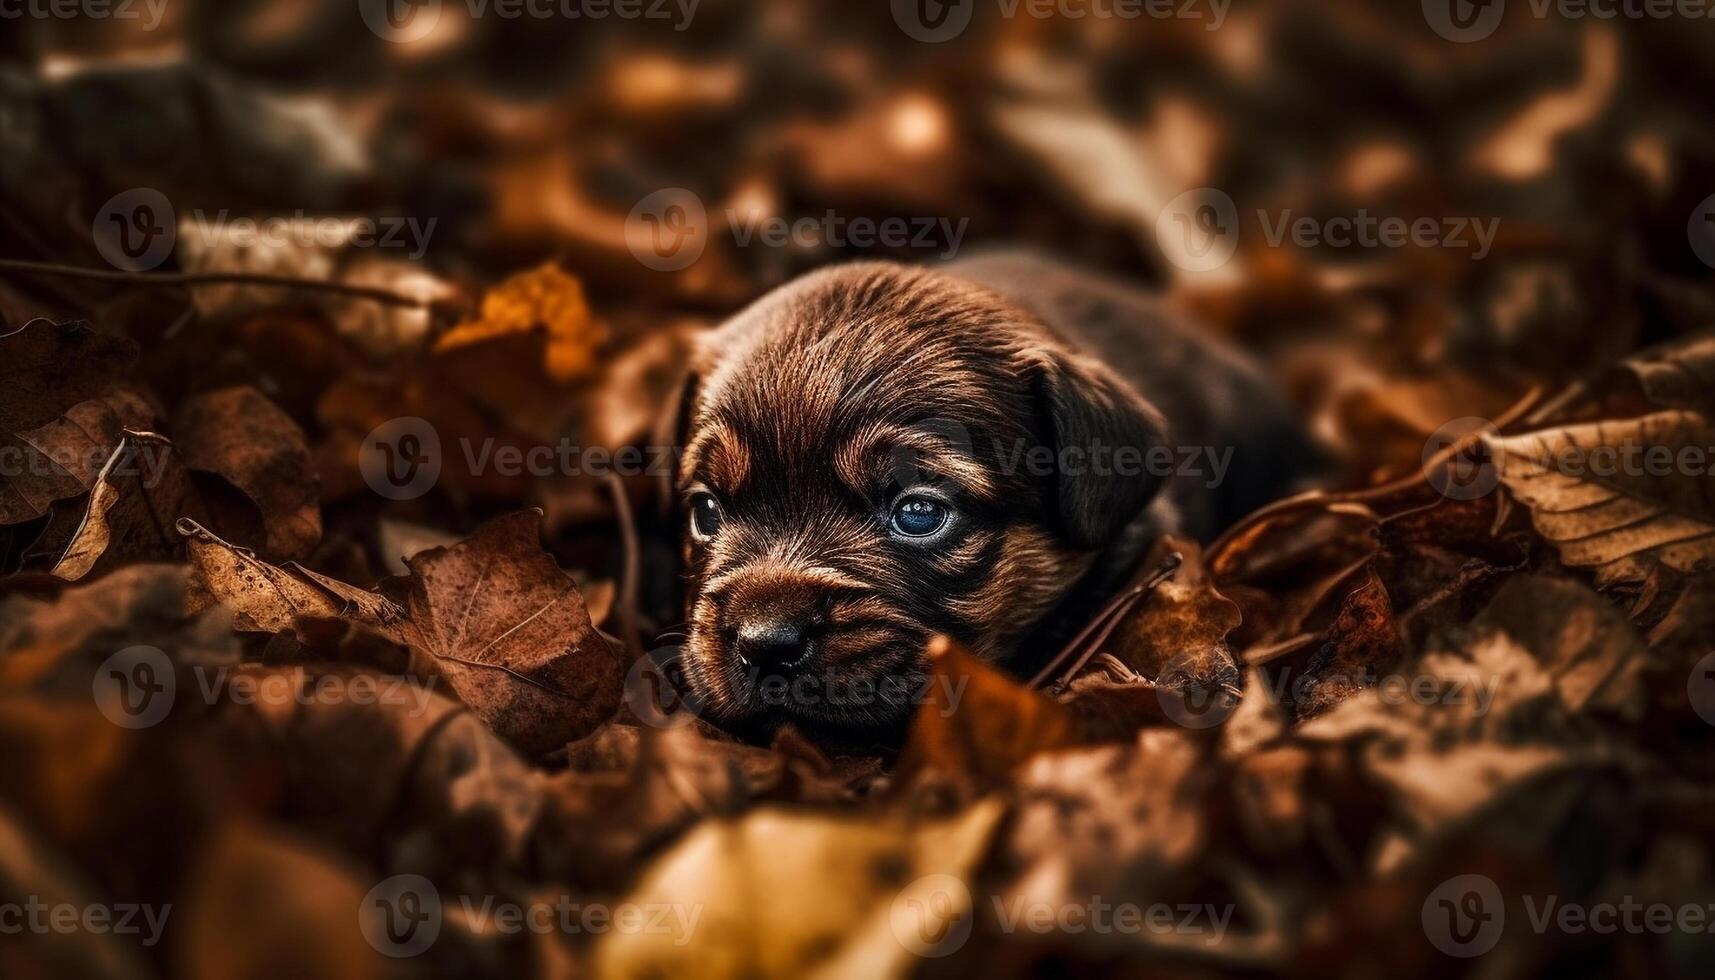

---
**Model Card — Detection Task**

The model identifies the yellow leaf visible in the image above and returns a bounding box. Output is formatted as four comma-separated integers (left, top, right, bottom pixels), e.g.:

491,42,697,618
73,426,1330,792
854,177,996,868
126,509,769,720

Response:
436,262,604,381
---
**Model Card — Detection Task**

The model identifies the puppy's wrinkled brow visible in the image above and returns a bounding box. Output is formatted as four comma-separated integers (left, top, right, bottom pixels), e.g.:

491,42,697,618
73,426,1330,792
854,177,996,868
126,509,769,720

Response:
679,420,750,491
834,422,998,501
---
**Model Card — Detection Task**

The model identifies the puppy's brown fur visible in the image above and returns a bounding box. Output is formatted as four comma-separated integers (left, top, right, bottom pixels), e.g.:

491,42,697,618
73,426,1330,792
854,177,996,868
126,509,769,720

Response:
669,253,1307,746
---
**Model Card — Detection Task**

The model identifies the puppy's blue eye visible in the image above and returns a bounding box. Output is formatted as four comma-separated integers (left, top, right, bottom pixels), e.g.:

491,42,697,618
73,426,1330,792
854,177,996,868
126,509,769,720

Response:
890,496,948,537
690,493,723,540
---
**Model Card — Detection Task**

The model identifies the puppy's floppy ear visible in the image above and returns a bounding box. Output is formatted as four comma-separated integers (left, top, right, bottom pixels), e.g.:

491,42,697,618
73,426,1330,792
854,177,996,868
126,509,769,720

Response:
654,368,700,510
1031,347,1168,548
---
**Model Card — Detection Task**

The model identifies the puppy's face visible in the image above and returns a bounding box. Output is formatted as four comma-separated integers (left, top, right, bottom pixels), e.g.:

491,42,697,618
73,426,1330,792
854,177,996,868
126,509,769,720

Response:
672,263,1164,746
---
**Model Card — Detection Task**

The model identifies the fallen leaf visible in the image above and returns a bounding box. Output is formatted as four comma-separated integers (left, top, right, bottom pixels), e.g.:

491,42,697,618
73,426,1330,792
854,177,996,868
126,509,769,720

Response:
174,385,321,560
0,319,138,436
1005,729,1211,899
0,563,238,693
1291,564,1406,719
895,636,1077,799
537,723,772,887
1108,536,1243,691
1473,573,1651,718
594,798,1003,979
1485,411,1715,586
179,518,404,637
51,431,202,581
1613,330,1715,415
6,388,157,519
436,263,606,383
401,510,625,756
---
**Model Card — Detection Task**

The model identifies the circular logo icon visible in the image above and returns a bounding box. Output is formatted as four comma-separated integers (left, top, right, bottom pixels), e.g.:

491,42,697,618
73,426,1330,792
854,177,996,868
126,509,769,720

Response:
360,417,442,501
93,188,176,272
1422,874,1504,957
1422,0,1505,43
1688,652,1715,726
626,188,708,272
891,0,974,42
890,873,974,957
359,0,443,43
359,874,442,957
1155,188,1240,274
93,645,176,729
1688,194,1715,270
625,646,707,729
1156,668,1240,730
1423,417,1500,501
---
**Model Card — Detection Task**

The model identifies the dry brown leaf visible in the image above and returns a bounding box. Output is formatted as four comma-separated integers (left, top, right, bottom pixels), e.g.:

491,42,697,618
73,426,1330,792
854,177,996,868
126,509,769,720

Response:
179,518,405,637
1485,411,1715,586
538,723,773,887
174,385,322,560
1006,729,1211,898
0,319,138,436
1473,573,1651,718
896,635,1077,797
2,387,154,527
1292,563,1405,719
1109,536,1243,691
0,563,238,693
401,509,625,756
51,432,202,581
206,663,485,858
1614,331,1715,415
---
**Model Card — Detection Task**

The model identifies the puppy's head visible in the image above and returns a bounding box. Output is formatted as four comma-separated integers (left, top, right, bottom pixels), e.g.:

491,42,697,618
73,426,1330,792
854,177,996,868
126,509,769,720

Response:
670,262,1165,745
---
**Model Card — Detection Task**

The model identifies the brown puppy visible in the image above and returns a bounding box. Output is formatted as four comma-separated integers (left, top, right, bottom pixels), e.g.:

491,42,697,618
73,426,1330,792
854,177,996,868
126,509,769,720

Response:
668,252,1309,747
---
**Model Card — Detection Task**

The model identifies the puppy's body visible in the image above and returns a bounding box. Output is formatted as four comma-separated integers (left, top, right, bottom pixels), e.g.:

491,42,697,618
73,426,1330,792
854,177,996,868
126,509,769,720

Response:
947,252,1310,544
672,253,1308,746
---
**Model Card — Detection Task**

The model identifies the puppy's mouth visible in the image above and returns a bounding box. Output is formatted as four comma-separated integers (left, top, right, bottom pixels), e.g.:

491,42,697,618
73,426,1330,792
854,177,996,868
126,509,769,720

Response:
682,621,933,749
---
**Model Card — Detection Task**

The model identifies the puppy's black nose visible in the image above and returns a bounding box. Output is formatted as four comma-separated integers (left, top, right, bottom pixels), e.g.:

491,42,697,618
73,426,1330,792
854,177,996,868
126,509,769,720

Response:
731,619,809,672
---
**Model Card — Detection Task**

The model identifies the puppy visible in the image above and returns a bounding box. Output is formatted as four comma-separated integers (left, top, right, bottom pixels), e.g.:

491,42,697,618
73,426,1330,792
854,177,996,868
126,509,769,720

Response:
667,252,1310,747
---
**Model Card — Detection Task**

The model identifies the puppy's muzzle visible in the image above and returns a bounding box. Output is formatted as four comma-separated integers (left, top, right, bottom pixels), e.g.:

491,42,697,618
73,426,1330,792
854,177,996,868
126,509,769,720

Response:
716,574,826,676
703,563,871,677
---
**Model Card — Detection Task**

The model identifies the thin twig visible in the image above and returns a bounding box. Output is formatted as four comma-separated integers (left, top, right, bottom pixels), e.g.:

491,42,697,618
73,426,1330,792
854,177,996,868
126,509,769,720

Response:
0,258,447,309
604,472,645,660
1205,383,1552,564
1028,551,1183,690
